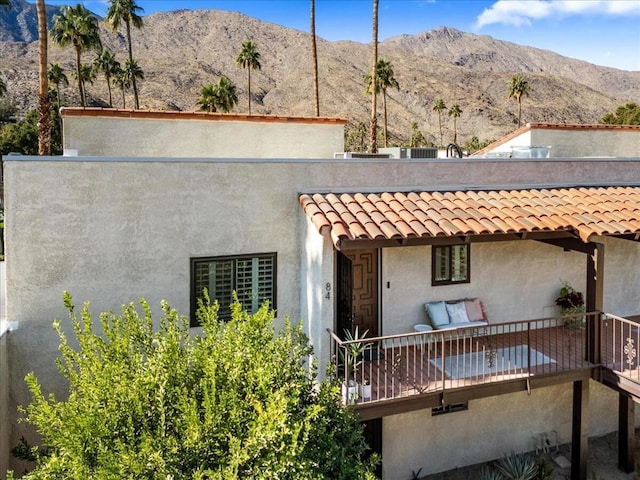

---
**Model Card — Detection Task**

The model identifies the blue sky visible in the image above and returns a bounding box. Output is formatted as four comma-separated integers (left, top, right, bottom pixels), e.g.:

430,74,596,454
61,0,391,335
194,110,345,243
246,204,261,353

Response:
42,0,640,71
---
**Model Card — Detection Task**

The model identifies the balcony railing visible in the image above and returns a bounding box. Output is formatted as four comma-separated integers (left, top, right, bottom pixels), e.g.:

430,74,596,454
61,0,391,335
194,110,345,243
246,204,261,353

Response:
600,313,640,384
329,313,598,405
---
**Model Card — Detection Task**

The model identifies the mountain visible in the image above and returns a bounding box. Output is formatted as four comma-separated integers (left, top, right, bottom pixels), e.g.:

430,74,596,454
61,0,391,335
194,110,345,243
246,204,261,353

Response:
0,5,638,146
0,0,63,42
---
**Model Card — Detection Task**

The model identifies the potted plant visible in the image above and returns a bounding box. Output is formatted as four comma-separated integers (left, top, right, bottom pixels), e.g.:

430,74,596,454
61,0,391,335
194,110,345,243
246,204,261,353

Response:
555,280,586,330
340,327,369,404
359,377,371,400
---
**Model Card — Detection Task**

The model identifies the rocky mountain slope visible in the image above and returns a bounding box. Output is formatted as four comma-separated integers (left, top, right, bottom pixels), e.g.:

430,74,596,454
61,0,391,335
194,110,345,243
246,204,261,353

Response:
0,4,638,145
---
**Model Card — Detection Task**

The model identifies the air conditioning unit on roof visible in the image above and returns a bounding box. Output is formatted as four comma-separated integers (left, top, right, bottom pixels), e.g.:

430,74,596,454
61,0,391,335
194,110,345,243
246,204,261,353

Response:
378,147,438,159
333,152,392,159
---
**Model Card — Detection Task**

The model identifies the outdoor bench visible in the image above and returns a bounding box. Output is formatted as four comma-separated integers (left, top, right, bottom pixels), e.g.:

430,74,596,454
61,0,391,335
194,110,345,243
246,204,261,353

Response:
420,298,489,332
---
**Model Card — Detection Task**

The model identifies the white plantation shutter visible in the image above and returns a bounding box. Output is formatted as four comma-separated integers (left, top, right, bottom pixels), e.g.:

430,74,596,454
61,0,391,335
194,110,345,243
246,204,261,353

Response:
236,256,275,313
451,245,468,282
434,247,450,282
235,257,256,312
432,245,469,284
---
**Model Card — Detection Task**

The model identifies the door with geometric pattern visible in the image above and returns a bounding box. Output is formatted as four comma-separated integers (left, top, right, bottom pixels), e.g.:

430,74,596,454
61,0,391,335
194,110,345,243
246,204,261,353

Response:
342,249,379,337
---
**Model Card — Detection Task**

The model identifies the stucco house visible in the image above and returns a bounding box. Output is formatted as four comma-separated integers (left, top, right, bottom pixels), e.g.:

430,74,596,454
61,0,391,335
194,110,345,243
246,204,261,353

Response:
473,122,640,158
2,109,640,480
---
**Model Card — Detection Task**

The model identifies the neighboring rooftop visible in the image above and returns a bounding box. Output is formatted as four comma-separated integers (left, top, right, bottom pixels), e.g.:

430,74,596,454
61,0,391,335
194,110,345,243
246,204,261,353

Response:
60,108,347,158
60,107,348,125
473,123,640,158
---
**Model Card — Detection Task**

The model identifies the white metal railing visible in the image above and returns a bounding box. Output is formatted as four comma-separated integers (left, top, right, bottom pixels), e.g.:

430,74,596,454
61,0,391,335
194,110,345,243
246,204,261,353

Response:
600,313,640,384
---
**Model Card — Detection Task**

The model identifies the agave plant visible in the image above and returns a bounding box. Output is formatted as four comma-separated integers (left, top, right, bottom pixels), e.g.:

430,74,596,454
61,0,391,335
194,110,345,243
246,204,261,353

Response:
341,326,369,378
496,451,538,480
479,467,505,480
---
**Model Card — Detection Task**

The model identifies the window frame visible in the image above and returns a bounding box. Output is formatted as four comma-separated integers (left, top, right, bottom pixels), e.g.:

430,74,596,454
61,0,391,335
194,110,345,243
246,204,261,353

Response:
190,252,277,326
431,244,470,286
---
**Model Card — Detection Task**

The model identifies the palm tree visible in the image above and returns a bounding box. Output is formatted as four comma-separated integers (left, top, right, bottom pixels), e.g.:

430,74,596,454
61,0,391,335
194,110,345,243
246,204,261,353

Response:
365,58,399,147
432,98,447,147
197,77,238,113
122,59,144,107
369,0,379,153
448,103,462,144
36,0,51,155
310,0,319,117
48,63,67,135
51,4,101,107
77,62,96,106
508,74,531,128
214,77,238,113
93,49,120,107
236,40,261,114
197,84,218,113
409,122,427,147
113,66,130,108
106,0,144,109
48,63,68,109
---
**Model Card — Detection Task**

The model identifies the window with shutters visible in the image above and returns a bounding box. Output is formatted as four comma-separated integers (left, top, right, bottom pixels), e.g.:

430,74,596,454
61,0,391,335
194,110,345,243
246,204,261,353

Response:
432,244,469,285
191,253,276,325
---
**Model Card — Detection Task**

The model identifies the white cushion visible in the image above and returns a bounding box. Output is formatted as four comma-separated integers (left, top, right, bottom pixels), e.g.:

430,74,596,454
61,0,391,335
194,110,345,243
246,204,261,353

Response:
446,302,470,324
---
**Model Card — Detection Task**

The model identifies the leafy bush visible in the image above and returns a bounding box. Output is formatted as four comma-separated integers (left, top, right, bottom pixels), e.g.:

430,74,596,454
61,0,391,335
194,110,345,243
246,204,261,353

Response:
11,291,377,479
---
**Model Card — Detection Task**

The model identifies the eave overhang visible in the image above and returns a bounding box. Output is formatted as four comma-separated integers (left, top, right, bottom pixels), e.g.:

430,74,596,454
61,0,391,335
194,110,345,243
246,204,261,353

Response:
299,186,640,250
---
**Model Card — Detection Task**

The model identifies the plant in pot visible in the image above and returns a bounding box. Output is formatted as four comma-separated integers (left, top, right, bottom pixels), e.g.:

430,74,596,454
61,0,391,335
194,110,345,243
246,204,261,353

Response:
555,280,586,330
340,327,369,404
360,376,371,400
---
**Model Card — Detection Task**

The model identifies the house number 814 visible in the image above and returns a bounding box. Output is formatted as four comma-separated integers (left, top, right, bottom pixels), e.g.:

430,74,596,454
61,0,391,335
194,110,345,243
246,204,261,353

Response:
325,283,331,300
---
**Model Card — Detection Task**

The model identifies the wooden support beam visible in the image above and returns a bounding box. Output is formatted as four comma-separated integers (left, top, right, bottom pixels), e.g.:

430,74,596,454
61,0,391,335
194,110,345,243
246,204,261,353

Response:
618,394,635,473
571,380,589,480
536,237,594,255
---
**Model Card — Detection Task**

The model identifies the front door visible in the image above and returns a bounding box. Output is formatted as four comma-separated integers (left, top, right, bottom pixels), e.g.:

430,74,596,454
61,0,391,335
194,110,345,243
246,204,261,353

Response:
337,249,379,338
336,252,353,339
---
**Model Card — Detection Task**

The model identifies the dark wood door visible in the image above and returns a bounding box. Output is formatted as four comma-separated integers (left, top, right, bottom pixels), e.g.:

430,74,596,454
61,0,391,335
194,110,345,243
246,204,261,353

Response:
345,249,379,337
336,251,353,339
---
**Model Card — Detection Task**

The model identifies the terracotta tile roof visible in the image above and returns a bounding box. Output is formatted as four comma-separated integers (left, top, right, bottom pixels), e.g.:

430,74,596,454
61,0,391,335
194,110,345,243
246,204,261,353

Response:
300,186,640,249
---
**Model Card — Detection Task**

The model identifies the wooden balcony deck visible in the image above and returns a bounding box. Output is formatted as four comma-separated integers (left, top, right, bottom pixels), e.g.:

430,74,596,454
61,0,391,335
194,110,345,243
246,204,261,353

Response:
329,314,602,418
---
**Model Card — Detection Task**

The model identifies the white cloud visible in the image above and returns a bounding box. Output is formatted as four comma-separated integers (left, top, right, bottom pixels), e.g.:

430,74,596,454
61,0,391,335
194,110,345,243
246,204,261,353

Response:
475,0,640,29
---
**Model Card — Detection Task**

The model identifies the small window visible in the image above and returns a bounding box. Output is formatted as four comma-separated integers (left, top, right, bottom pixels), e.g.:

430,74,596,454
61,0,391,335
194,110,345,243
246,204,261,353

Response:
432,244,470,285
191,253,276,325
432,402,468,416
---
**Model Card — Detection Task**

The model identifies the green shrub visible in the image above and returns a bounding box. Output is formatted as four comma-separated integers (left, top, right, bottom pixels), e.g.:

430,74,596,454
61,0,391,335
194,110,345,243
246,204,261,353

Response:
13,291,377,479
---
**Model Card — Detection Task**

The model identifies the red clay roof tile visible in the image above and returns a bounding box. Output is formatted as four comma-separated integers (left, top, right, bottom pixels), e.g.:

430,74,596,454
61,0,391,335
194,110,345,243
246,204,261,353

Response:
300,186,640,248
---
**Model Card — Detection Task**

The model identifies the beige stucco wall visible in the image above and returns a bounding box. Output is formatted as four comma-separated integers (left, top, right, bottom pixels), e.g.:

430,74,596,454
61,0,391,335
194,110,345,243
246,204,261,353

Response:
381,242,585,335
381,237,640,335
0,330,7,475
383,380,634,479
486,127,640,158
62,114,346,158
300,215,335,369
5,155,640,474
